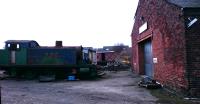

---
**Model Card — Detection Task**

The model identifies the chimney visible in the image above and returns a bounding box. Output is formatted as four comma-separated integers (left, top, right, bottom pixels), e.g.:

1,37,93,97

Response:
56,41,62,47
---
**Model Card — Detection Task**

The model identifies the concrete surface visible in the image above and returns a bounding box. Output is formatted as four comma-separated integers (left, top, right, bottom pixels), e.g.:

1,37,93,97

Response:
0,70,158,104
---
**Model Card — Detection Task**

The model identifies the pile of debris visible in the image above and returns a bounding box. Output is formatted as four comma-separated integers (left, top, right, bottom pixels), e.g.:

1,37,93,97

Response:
138,76,162,89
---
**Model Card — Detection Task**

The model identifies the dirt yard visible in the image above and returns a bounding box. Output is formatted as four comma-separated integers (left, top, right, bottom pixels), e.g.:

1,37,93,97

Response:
1,70,158,104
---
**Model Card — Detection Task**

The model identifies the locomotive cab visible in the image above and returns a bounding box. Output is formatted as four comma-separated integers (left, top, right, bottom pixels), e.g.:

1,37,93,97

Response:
5,40,40,50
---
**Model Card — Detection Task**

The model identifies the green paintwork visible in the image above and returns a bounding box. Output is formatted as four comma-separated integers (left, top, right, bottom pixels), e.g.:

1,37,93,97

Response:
16,48,27,65
80,68,90,73
41,56,62,64
0,49,9,65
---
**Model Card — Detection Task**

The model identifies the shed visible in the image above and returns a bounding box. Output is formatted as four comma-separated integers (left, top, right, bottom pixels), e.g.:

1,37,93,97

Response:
131,0,200,97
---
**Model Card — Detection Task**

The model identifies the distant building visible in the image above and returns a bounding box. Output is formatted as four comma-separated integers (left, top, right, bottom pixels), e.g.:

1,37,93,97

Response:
131,0,200,97
97,45,130,65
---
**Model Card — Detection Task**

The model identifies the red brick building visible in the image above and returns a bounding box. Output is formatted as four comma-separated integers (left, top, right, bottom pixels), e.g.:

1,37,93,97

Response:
97,51,118,62
97,45,130,65
131,0,200,97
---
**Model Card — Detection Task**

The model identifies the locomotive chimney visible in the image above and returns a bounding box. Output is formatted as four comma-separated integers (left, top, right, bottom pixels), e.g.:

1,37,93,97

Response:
56,41,62,47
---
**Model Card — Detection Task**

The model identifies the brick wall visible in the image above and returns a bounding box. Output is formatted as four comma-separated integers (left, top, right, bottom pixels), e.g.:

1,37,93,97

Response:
132,0,189,94
105,52,118,62
97,52,118,62
97,53,103,62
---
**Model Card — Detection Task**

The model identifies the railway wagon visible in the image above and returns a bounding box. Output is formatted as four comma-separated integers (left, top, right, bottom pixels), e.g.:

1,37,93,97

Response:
0,40,97,80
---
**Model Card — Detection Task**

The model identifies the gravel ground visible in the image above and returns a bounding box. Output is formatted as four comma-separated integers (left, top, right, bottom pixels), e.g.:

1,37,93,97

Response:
1,70,158,104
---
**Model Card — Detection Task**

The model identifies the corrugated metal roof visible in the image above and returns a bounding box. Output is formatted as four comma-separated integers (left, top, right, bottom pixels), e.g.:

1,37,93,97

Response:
167,0,200,8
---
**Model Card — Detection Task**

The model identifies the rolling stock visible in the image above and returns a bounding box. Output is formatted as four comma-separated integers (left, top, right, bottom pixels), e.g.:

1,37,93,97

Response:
0,40,98,80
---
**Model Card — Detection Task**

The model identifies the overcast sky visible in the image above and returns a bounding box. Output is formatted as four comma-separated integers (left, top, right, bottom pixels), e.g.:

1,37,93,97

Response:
0,0,138,48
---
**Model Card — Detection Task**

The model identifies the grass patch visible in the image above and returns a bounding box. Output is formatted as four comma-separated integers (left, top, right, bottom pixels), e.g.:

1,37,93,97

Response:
150,89,197,104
